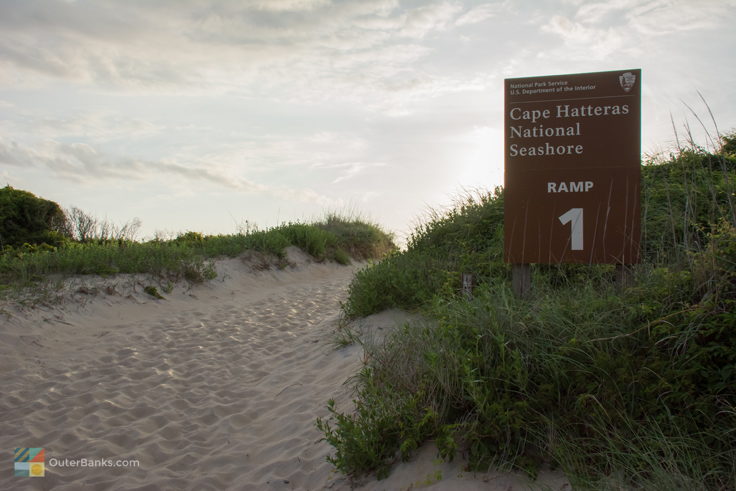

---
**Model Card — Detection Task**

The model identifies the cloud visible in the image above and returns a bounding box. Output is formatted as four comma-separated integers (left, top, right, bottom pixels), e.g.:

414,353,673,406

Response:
455,2,503,26
627,0,733,36
0,137,227,185
310,161,388,184
540,15,631,61
570,0,731,34
539,0,736,61
249,0,332,12
0,0,484,109
542,14,627,59
400,1,463,38
573,0,637,24
0,111,163,142
0,137,338,206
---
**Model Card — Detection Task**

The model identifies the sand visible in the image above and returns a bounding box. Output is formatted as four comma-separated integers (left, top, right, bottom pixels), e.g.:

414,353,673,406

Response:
0,248,569,490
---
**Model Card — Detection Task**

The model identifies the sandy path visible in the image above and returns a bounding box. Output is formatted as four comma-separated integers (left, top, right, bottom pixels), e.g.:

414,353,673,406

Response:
1,249,569,490
1,251,362,490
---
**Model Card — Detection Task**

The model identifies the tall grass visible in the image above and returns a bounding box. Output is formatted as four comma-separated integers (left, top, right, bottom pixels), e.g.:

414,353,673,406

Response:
0,214,396,289
319,131,736,488
343,188,507,318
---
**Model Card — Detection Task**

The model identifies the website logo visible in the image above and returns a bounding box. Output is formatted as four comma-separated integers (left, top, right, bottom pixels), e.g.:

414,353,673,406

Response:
14,448,45,477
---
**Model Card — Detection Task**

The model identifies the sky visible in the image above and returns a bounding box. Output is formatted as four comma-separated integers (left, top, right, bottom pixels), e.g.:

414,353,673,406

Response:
1,0,735,244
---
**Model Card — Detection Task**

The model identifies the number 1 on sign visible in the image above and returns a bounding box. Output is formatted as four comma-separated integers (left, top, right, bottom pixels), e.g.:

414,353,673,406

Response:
558,208,584,250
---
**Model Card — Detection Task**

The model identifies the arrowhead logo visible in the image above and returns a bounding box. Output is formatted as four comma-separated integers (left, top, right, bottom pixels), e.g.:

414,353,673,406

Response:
619,71,636,92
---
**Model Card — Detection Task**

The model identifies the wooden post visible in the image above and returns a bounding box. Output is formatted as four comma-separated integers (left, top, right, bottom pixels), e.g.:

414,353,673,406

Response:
461,273,474,300
615,264,632,290
512,264,531,298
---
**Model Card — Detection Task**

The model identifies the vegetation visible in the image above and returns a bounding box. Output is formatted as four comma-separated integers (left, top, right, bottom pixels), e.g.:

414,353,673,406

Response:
0,208,395,290
0,186,68,248
318,131,736,489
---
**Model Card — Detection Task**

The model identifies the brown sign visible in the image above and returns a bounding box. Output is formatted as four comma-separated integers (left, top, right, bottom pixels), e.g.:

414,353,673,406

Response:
504,69,641,264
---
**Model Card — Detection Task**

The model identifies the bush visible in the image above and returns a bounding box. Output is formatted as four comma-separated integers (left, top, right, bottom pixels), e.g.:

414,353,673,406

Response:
321,143,736,488
641,150,736,263
318,213,397,260
343,189,507,319
0,186,68,248
65,207,141,243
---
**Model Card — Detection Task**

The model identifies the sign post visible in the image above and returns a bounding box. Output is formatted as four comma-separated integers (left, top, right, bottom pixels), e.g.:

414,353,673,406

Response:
504,69,641,295
461,273,474,299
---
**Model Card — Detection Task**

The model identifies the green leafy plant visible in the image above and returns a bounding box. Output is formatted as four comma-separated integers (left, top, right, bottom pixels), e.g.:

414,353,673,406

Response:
0,186,68,248
143,285,164,299
320,134,736,488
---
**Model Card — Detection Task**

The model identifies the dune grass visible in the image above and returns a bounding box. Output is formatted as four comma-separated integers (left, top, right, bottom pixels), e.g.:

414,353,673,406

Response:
318,133,736,488
0,214,395,291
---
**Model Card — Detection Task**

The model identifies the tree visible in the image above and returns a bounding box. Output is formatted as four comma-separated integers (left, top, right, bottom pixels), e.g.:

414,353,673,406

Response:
0,186,68,248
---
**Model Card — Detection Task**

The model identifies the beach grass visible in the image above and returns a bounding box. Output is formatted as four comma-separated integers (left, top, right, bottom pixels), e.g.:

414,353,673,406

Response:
0,214,396,291
319,131,736,488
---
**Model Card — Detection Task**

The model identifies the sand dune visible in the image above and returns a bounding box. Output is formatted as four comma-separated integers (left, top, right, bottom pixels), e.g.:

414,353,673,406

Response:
1,248,568,490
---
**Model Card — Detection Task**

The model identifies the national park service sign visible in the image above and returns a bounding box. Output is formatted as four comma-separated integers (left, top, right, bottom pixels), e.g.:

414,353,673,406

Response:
504,69,641,264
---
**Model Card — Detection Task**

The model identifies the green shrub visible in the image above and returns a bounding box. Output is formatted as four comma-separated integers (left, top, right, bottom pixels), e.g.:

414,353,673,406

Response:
317,374,440,479
318,213,397,260
333,248,351,265
143,285,164,299
322,143,736,487
343,252,450,318
244,229,291,258
342,189,506,319
720,131,736,156
278,223,334,260
641,150,736,263
0,186,69,248
175,231,205,243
